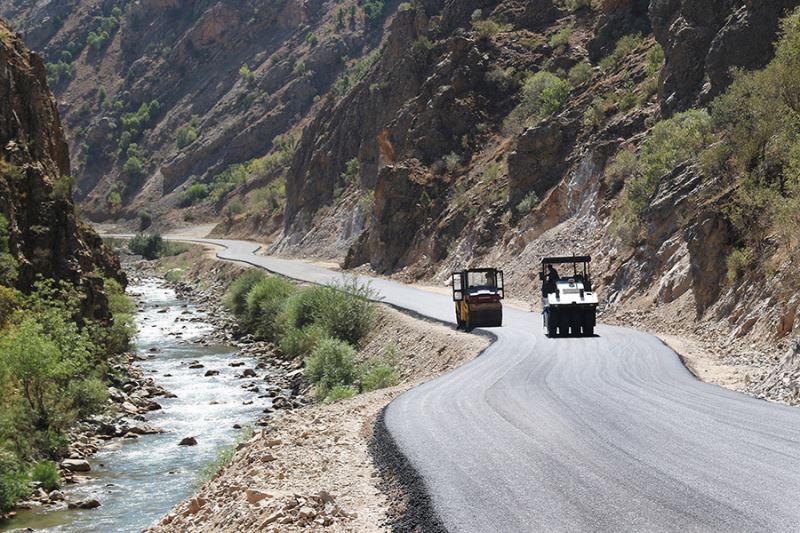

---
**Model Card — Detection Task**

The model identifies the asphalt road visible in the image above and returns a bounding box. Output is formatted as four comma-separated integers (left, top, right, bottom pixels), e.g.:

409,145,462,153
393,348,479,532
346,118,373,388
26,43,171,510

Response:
172,237,800,532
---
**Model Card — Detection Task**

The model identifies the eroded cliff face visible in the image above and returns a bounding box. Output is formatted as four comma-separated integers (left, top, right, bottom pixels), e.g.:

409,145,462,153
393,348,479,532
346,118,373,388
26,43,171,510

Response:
0,20,123,320
650,0,798,114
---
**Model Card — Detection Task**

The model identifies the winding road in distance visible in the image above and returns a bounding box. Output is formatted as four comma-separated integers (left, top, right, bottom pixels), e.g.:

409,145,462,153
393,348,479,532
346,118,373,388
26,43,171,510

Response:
167,236,800,532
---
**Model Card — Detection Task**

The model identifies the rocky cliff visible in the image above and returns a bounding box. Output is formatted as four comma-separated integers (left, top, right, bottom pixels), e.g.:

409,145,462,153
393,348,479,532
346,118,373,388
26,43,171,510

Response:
0,19,123,320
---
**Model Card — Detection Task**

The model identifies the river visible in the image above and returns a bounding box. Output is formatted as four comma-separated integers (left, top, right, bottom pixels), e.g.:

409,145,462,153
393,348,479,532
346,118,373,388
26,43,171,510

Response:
2,277,267,532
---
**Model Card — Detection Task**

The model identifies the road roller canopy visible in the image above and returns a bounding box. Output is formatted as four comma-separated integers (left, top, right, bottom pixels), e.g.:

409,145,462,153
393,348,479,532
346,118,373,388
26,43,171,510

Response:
452,268,504,302
540,256,592,284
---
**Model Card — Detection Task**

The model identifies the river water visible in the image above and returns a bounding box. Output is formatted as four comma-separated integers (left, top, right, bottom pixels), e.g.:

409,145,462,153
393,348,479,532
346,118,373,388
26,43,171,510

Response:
2,278,266,532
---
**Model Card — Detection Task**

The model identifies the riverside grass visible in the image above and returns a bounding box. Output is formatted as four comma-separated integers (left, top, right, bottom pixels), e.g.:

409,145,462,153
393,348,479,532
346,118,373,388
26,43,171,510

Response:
225,272,399,402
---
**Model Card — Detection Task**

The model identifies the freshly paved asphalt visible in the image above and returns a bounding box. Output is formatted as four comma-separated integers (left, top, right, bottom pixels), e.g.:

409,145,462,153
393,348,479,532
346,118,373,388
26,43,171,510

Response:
168,236,800,532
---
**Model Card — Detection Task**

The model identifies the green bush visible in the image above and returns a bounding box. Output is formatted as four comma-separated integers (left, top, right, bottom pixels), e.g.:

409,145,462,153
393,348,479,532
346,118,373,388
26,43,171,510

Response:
67,377,108,418
181,183,209,207
176,125,198,149
549,28,573,49
599,34,644,71
102,277,135,354
244,276,295,341
137,208,152,231
618,109,713,224
362,362,399,392
324,385,357,403
0,452,27,513
280,286,329,330
516,191,540,213
128,233,165,259
278,323,326,359
224,269,267,317
305,338,359,399
726,247,752,282
31,461,60,492
504,72,570,135
604,147,640,195
310,277,378,347
568,61,592,85
0,214,18,286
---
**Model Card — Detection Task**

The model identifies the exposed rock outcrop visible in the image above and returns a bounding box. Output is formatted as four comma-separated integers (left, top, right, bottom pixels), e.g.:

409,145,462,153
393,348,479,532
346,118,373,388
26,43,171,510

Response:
650,0,800,114
0,20,124,319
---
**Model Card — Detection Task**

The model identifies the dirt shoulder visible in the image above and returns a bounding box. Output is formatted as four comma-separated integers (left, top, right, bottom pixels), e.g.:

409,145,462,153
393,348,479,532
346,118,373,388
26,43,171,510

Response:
145,248,488,532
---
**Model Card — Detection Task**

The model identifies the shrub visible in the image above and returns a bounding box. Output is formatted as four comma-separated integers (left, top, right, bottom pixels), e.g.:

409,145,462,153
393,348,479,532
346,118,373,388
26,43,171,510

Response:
363,0,386,25
311,277,378,347
239,64,255,83
278,323,326,359
0,452,27,513
244,276,295,341
618,109,713,224
325,385,357,402
280,286,329,330
340,158,360,185
504,72,570,135
181,183,209,207
305,337,359,399
0,215,18,286
123,156,145,178
600,33,644,71
31,461,60,492
103,277,136,354
549,28,573,49
516,191,540,213
568,62,592,85
472,19,511,40
727,247,752,282
176,125,198,149
362,362,399,392
0,286,19,327
128,233,165,260
224,269,267,317
604,147,640,195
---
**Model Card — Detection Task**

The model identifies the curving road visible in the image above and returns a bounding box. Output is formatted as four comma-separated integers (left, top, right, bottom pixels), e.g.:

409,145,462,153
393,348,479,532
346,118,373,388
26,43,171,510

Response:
170,237,800,532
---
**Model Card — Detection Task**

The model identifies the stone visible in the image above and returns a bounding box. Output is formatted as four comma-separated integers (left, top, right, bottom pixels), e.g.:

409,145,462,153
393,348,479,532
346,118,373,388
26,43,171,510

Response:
205,369,220,377
68,499,101,509
245,488,272,504
60,459,91,472
242,368,257,378
178,436,198,446
185,497,205,515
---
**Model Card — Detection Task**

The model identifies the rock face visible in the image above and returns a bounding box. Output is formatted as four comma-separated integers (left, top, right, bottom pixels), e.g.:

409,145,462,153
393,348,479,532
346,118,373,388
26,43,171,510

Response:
0,20,124,319
650,0,800,114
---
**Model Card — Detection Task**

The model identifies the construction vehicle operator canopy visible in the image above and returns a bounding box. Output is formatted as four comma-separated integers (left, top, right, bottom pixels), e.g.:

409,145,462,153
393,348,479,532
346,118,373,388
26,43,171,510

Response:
541,256,592,265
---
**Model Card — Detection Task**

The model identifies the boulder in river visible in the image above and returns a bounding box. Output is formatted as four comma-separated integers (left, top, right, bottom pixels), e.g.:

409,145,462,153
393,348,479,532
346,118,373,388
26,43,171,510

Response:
60,459,91,472
204,370,220,377
68,499,101,509
178,436,198,446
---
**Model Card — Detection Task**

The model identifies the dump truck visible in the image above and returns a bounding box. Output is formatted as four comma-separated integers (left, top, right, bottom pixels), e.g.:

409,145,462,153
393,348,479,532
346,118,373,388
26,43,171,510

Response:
541,256,598,337
452,268,504,329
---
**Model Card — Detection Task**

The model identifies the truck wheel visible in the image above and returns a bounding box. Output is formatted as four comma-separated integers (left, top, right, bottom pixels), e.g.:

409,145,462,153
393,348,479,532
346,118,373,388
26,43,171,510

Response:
547,310,558,337
454,304,463,329
584,325,594,337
